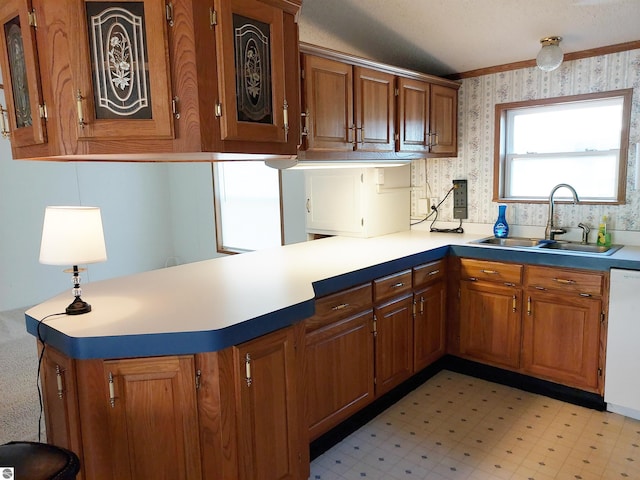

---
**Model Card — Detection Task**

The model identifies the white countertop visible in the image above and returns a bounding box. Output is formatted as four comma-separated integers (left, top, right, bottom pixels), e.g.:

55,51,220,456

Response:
25,230,640,358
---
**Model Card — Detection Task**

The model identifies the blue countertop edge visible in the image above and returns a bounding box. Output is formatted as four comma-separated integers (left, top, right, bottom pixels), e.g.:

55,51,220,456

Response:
25,242,640,360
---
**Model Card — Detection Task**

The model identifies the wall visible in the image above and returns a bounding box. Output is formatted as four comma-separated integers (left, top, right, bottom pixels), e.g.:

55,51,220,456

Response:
412,48,640,237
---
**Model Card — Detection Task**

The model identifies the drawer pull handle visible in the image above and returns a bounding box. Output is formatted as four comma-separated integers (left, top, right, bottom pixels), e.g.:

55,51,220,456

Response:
554,278,576,285
480,269,498,274
420,297,425,314
392,282,405,288
428,269,440,276
76,90,86,128
331,303,350,311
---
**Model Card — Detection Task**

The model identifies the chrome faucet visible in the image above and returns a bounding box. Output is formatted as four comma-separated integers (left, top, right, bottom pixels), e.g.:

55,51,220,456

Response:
578,223,590,244
545,183,579,240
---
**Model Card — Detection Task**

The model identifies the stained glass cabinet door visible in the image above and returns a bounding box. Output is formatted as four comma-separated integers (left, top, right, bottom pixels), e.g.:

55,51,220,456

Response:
0,0,47,149
215,0,288,145
74,0,174,140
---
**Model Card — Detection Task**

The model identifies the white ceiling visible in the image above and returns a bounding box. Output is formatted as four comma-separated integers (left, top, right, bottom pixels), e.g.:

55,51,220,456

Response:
297,0,640,77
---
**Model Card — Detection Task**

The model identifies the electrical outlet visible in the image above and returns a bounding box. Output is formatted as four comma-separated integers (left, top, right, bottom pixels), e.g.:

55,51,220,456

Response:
453,179,468,219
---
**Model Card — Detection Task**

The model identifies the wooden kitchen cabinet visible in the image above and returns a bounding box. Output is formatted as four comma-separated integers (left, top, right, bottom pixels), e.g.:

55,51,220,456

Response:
233,325,305,480
0,0,47,149
304,283,374,440
412,260,447,371
301,54,395,153
373,269,414,396
39,345,83,474
458,259,523,369
1,0,301,160
523,265,606,392
397,77,458,156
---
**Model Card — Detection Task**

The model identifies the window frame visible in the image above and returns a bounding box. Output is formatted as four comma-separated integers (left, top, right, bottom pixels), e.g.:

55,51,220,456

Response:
493,89,633,204
212,162,285,255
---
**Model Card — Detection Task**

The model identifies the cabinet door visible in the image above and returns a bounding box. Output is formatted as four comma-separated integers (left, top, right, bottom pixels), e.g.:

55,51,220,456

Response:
301,54,353,151
523,291,602,391
413,280,446,371
374,294,414,396
73,0,174,140
429,83,458,156
353,66,395,152
234,326,301,480
40,346,83,461
459,281,522,369
397,77,429,153
305,309,374,440
215,0,288,145
0,0,47,147
104,356,202,480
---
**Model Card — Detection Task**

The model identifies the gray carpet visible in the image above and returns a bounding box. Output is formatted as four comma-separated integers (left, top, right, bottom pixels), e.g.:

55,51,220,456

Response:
0,307,41,444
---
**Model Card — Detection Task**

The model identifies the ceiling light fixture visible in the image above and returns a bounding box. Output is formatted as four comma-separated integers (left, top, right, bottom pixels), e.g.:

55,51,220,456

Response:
536,36,564,72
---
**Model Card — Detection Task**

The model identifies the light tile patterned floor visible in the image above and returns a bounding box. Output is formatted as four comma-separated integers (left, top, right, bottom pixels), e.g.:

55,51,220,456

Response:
309,370,640,480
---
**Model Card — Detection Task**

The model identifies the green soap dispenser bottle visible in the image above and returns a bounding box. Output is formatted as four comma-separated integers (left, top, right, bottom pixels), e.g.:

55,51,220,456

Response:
597,216,611,246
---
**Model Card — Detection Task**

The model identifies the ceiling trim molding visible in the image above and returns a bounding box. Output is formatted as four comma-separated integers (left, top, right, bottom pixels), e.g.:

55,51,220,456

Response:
448,40,640,80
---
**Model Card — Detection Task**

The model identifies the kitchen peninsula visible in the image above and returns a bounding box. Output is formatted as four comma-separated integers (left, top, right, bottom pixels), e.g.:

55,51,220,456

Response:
26,230,640,480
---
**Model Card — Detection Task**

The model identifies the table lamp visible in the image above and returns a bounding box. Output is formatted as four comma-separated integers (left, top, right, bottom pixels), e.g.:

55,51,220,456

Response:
39,206,107,315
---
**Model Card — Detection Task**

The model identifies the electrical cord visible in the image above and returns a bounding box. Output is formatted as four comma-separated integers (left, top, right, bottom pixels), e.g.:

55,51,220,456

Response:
411,185,464,233
36,312,66,442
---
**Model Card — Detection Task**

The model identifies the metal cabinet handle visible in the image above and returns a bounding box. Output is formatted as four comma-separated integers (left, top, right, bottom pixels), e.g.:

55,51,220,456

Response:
0,104,10,138
301,110,310,137
553,278,576,285
480,269,498,275
306,198,311,213
527,296,532,316
392,282,405,288
283,100,289,140
331,303,349,311
55,365,64,399
512,295,517,313
428,269,440,276
108,372,116,407
420,297,425,314
244,353,252,387
76,90,86,128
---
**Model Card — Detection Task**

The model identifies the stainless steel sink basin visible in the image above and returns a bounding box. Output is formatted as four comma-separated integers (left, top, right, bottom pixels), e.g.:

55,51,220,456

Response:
474,237,544,247
538,241,622,255
471,236,622,255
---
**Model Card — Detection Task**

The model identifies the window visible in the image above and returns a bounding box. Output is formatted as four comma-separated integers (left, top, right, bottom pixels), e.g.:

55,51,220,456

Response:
494,90,632,203
213,161,283,253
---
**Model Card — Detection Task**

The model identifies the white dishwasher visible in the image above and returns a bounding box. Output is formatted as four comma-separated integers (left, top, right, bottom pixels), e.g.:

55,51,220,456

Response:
605,268,640,420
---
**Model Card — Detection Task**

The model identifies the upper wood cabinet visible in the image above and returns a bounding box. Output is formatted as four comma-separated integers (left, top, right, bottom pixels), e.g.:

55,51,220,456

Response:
0,0,301,160
397,78,458,156
301,55,395,153
0,0,47,149
299,44,459,160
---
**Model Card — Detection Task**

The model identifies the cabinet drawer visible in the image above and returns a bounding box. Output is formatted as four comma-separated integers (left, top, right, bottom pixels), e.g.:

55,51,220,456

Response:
525,266,604,297
413,260,445,287
306,283,373,332
460,258,522,286
373,270,413,302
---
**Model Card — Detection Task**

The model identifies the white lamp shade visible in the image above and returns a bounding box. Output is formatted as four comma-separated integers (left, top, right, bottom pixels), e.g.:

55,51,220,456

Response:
536,37,564,72
39,206,107,266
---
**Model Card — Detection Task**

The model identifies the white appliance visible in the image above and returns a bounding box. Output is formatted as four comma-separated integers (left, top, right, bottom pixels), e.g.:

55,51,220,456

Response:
605,268,640,420
304,165,410,238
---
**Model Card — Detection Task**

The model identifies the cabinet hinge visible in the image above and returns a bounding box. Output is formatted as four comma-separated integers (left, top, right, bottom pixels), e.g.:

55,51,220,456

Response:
28,10,37,28
598,367,603,377
412,300,416,317
215,102,222,117
39,103,47,120
394,87,399,96
171,96,180,119
165,2,174,27
195,369,202,390
600,312,605,323
210,8,217,27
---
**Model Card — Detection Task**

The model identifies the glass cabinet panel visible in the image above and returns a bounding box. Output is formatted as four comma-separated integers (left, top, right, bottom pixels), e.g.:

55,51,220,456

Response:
0,0,47,148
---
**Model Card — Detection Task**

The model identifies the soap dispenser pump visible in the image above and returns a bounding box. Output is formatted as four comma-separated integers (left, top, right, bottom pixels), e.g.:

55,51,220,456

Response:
494,205,509,238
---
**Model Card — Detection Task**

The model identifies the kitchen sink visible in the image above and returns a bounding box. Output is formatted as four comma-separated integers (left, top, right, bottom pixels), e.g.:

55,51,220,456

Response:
538,241,622,255
474,236,544,247
471,236,622,255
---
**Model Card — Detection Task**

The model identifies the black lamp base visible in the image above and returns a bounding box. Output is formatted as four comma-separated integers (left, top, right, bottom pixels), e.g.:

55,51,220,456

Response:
66,296,92,315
